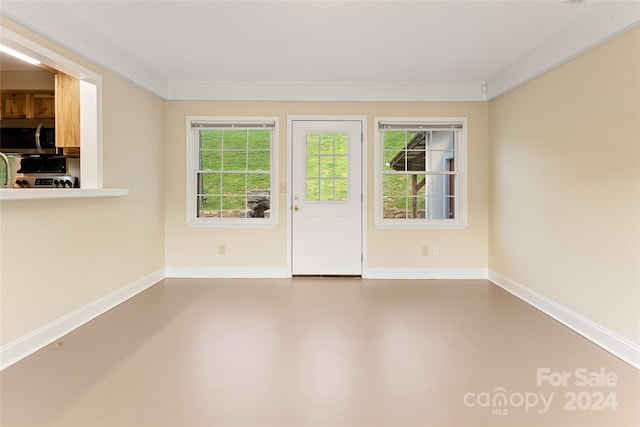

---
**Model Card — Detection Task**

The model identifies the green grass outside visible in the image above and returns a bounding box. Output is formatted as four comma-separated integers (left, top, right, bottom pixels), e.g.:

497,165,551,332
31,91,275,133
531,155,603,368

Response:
195,129,423,214
305,132,349,201
198,129,271,212
0,154,14,188
382,131,425,212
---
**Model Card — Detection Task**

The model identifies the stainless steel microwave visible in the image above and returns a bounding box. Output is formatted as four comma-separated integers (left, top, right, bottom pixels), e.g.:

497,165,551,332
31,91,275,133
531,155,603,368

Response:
0,124,56,154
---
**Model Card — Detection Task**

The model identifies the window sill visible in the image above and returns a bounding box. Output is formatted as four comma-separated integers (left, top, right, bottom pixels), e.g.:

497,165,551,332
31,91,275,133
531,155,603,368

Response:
186,219,278,229
374,220,468,230
0,188,129,201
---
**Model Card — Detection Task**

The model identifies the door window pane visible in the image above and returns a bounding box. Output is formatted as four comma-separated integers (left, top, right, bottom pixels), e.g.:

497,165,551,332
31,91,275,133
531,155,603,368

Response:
305,131,349,202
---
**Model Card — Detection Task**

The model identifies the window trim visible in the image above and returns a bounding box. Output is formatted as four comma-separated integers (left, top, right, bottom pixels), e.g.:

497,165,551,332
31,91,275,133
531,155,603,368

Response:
185,116,279,228
373,116,468,229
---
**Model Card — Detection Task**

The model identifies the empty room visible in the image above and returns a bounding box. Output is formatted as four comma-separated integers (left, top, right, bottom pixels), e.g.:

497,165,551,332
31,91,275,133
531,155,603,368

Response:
0,1,638,426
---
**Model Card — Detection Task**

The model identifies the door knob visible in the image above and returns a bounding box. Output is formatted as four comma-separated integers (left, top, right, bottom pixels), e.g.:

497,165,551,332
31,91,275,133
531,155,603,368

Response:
294,205,300,211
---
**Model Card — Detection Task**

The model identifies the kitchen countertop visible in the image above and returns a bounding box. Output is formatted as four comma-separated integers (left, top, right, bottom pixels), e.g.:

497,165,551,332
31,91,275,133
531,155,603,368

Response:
0,188,129,201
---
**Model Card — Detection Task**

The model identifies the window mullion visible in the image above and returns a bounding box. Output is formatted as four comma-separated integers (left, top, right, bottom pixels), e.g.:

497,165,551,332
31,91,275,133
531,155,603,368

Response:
245,130,249,214
332,132,336,200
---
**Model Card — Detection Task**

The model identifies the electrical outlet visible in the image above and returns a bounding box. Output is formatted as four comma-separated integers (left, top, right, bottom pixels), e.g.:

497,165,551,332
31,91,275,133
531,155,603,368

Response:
219,244,226,255
433,246,440,256
421,245,429,256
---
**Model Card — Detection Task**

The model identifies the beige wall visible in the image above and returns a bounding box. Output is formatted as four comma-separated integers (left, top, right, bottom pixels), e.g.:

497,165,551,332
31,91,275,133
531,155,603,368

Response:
164,102,489,271
0,19,165,346
489,28,640,344
0,70,55,90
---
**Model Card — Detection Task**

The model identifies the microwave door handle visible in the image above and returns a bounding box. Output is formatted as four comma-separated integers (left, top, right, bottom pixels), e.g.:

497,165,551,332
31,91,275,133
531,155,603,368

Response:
35,123,44,153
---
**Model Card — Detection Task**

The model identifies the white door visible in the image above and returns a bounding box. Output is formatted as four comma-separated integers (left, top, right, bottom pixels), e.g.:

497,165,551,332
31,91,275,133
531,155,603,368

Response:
291,120,363,275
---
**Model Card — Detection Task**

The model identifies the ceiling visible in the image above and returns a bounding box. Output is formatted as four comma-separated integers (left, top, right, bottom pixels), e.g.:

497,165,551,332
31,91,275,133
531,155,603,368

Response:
0,1,638,101
0,51,37,71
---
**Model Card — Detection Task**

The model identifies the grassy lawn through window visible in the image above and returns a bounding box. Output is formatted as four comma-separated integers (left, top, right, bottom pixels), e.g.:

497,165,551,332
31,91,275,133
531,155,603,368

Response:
381,129,457,219
383,131,422,211
305,132,349,202
198,129,271,216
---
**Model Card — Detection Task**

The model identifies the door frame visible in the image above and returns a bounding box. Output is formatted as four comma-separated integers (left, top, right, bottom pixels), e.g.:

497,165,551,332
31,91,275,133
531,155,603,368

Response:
286,115,368,277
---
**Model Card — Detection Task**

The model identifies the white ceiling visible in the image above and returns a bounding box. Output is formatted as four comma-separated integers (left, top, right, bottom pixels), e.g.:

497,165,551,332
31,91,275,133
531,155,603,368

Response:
1,1,638,101
0,51,39,71
32,0,599,82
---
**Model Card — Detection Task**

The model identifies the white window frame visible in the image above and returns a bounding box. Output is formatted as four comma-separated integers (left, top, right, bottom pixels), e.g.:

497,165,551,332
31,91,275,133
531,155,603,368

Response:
185,116,279,228
373,117,468,229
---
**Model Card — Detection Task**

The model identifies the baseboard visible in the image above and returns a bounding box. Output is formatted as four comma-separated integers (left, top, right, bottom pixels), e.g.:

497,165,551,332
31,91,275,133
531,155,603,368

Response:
488,270,640,370
364,268,488,280
0,268,165,371
165,267,291,279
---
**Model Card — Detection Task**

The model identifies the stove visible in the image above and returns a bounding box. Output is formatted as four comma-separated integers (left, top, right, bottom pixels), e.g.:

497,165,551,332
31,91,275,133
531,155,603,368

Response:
15,175,78,188
13,155,78,188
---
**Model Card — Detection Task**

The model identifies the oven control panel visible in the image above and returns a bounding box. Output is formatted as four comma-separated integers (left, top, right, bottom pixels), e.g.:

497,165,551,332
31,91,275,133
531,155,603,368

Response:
14,176,78,188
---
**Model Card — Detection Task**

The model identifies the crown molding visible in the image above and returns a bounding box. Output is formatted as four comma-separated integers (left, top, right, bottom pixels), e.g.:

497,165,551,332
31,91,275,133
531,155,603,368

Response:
485,1,640,100
167,80,488,102
1,1,638,102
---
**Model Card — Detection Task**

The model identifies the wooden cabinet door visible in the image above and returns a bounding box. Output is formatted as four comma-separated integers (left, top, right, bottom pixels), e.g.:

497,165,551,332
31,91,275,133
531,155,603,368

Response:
32,93,55,118
55,72,80,148
1,92,31,118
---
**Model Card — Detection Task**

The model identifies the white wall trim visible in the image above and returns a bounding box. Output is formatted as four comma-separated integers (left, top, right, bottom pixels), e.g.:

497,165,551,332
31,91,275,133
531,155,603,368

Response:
0,188,129,201
165,267,291,279
0,269,165,371
489,270,640,371
365,268,488,280
486,2,640,100
169,81,487,102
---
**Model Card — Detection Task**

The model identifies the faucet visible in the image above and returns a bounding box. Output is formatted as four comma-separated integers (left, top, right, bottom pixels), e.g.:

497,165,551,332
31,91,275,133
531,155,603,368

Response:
0,152,12,188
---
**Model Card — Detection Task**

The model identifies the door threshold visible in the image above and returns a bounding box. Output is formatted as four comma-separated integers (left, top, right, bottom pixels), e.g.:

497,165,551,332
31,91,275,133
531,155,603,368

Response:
293,275,362,278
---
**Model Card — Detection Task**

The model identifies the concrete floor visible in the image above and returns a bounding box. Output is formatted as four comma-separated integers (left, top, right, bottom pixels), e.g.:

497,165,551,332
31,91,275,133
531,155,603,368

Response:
1,278,638,426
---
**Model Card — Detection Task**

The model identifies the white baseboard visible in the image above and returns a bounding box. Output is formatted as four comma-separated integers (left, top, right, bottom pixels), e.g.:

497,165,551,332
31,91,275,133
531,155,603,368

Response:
165,267,291,279
364,268,488,280
488,270,640,370
0,268,165,371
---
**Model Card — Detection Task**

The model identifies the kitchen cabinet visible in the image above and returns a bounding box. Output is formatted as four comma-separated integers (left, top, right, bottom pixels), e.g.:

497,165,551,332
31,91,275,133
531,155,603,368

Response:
32,93,55,118
55,72,80,148
0,91,55,119
1,92,31,119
